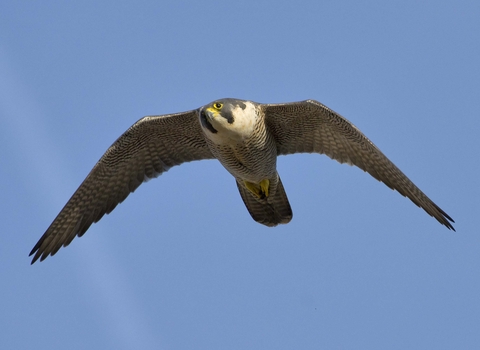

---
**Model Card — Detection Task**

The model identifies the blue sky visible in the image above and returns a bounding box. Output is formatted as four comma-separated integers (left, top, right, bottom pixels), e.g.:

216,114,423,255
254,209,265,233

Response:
1,1,479,349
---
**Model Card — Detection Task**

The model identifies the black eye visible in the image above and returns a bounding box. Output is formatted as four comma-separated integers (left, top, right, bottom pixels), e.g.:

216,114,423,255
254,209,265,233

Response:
213,102,223,110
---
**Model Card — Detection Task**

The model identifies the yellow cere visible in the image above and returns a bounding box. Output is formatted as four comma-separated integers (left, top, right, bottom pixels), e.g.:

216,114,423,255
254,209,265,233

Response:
206,102,223,115
206,107,219,115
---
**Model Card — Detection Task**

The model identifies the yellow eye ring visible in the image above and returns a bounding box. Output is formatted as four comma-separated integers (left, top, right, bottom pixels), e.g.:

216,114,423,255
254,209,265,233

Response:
213,102,223,110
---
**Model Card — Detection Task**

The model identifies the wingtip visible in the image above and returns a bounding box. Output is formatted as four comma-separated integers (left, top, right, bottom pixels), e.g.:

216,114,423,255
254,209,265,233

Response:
442,215,455,232
447,221,456,232
29,251,41,265
29,243,41,264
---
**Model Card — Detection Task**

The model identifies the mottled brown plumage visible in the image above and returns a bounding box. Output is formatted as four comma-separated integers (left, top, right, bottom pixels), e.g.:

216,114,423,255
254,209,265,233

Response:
30,98,454,264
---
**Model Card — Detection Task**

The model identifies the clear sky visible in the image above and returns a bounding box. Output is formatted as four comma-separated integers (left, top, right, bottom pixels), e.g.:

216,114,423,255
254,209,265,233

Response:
1,1,479,349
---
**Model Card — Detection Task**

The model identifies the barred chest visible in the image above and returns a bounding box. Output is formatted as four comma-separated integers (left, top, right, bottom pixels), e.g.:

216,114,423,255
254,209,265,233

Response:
206,125,278,183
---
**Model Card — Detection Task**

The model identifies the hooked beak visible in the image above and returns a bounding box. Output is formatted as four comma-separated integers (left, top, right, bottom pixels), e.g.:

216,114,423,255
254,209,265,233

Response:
199,107,218,134
204,107,220,120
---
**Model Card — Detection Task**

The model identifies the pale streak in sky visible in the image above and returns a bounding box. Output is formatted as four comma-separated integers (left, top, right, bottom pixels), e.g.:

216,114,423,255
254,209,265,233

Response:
0,47,162,350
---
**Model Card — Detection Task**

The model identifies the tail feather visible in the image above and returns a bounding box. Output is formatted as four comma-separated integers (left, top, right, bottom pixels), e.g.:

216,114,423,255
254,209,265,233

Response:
236,174,292,227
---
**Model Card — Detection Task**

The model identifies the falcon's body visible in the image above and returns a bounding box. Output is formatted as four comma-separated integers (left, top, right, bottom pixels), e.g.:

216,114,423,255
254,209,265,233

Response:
30,98,455,263
202,100,277,183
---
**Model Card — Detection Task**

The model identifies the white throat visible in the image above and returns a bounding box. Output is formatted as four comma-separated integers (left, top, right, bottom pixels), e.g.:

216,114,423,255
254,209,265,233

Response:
208,102,258,144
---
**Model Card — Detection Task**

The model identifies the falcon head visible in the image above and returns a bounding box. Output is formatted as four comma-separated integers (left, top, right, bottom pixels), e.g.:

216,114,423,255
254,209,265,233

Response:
199,98,259,143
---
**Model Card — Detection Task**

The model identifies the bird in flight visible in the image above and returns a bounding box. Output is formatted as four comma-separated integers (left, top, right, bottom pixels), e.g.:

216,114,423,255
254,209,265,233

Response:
30,98,455,264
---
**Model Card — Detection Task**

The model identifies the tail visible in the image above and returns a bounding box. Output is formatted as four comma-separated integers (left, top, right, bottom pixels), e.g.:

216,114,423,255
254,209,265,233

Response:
236,174,292,227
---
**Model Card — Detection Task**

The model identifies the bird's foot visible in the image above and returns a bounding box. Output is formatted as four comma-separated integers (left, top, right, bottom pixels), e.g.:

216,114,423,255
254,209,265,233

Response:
244,179,270,199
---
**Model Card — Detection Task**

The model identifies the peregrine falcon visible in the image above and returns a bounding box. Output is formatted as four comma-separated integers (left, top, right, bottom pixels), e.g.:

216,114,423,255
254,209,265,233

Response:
29,98,455,263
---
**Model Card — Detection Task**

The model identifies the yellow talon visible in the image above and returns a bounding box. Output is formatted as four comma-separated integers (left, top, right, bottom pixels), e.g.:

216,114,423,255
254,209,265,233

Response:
244,179,270,199
260,179,269,197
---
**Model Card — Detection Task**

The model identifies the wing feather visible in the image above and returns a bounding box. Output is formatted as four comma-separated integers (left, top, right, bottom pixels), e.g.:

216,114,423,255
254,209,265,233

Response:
30,110,213,263
263,100,454,230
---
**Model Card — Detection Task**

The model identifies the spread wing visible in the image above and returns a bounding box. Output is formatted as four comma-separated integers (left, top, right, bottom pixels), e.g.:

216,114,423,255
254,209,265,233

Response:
30,110,214,263
263,100,454,230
